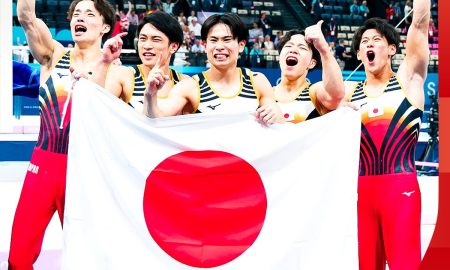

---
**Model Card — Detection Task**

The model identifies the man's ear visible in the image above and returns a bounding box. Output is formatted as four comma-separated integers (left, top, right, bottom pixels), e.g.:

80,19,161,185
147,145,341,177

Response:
169,42,179,54
307,59,317,70
103,24,111,34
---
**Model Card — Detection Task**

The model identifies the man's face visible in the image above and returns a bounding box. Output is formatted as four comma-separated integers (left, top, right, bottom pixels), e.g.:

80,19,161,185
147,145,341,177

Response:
204,23,245,69
357,29,396,73
138,23,177,68
70,0,108,45
279,34,315,79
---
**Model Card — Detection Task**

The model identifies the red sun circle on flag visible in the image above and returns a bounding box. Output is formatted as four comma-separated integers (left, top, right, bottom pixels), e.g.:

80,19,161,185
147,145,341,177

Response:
143,150,267,268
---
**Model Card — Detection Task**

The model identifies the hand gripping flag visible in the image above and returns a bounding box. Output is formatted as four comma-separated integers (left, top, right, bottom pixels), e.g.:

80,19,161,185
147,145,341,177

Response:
63,79,361,270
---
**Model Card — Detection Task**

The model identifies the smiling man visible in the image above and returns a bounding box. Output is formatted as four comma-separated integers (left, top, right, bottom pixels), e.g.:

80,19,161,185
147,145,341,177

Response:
273,21,345,123
343,0,431,268
142,13,283,124
9,0,117,269
104,11,192,113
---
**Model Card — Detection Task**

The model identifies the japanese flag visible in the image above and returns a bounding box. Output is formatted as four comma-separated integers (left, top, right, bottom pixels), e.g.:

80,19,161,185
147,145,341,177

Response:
63,79,361,270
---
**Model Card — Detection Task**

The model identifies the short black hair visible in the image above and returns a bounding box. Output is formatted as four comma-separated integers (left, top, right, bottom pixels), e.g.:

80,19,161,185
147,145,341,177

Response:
277,29,321,69
67,0,116,43
201,13,248,42
352,17,401,53
137,11,184,48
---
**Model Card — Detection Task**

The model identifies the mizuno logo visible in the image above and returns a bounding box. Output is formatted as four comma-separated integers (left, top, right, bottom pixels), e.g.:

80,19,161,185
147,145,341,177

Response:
207,103,221,110
57,73,69,78
402,191,415,197
27,163,40,174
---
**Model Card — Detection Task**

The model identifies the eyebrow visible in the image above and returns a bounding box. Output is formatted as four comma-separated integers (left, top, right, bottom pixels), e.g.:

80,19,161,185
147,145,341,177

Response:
209,35,234,39
74,8,96,13
139,34,163,39
286,41,308,47
362,34,382,39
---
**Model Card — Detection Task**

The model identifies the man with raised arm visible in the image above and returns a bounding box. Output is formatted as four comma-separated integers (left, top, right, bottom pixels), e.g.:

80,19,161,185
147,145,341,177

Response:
343,0,431,268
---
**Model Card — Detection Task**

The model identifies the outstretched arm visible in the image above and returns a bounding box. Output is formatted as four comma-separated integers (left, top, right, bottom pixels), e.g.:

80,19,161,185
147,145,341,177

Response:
17,0,64,67
306,21,344,110
398,0,430,88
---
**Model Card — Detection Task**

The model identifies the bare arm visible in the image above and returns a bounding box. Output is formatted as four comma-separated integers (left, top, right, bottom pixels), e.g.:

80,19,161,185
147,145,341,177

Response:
306,20,344,110
142,54,197,117
143,77,198,118
105,66,134,100
17,0,64,67
90,33,127,89
397,0,430,106
127,1,133,16
253,72,284,124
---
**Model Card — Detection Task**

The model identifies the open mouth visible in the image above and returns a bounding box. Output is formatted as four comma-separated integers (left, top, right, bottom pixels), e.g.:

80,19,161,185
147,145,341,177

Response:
142,52,156,57
214,54,228,60
367,51,375,62
75,25,87,33
286,56,298,66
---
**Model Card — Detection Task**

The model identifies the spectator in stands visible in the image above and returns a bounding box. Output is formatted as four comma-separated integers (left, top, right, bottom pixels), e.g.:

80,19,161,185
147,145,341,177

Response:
385,3,396,25
402,0,413,34
189,17,202,38
127,2,139,49
259,12,272,37
393,2,402,25
250,42,264,67
119,9,130,32
238,44,250,67
190,38,206,66
256,35,265,50
165,0,179,15
142,12,283,124
326,17,338,43
350,0,360,17
404,0,413,17
105,11,189,112
274,30,283,49
182,24,191,40
359,0,370,19
263,34,275,51
343,0,431,268
335,39,351,70
273,21,344,123
428,19,438,44
9,0,117,269
173,40,191,66
187,10,198,25
188,30,197,46
249,22,264,44
177,10,188,26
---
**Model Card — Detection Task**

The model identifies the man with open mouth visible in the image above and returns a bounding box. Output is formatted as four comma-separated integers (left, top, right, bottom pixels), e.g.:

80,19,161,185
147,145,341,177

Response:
142,13,283,125
273,21,345,124
343,0,431,269
9,0,118,269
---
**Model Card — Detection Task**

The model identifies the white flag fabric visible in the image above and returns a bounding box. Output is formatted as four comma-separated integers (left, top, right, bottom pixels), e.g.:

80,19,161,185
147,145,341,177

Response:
63,79,361,270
